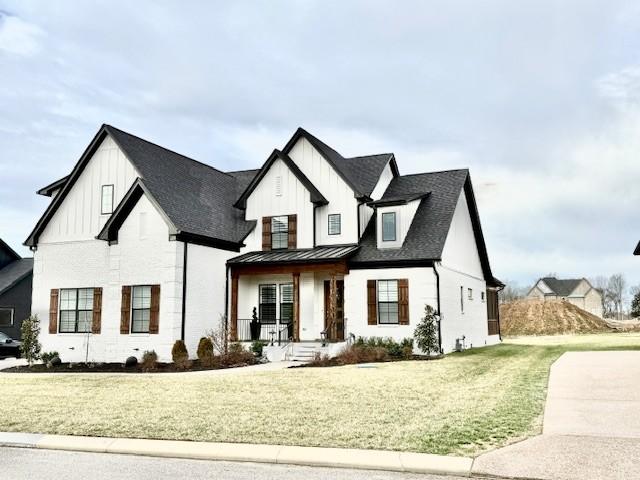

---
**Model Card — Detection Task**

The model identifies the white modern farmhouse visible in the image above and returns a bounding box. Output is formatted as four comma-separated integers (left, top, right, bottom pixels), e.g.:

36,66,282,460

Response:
26,125,502,362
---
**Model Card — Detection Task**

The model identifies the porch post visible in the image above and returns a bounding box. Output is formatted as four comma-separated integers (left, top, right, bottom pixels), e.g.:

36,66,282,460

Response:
230,272,239,341
293,272,300,341
329,273,337,340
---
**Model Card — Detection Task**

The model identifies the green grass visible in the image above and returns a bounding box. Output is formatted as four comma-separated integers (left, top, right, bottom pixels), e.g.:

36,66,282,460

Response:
2,333,640,456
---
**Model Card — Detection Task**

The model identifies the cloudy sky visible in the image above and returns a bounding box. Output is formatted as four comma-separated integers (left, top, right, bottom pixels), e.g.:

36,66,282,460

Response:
1,0,639,290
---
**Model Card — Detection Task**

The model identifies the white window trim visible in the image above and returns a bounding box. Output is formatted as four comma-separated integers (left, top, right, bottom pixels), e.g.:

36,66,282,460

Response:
377,279,400,325
131,285,153,334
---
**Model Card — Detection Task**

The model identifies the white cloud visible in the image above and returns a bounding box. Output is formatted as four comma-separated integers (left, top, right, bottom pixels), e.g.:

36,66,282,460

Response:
0,13,44,56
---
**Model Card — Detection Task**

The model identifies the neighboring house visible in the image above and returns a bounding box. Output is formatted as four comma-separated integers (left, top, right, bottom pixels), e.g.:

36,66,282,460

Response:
26,124,502,362
526,277,603,317
0,239,33,340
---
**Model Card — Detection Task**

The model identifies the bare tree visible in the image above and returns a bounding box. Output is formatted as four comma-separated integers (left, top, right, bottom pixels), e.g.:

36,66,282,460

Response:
499,280,527,304
608,274,627,320
590,276,612,318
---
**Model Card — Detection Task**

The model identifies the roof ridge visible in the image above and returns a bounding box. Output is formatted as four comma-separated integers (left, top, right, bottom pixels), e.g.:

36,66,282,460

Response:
104,124,235,180
398,168,469,178
344,153,394,160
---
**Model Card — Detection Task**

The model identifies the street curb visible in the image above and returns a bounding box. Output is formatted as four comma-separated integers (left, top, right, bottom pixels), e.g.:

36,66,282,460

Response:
0,432,473,476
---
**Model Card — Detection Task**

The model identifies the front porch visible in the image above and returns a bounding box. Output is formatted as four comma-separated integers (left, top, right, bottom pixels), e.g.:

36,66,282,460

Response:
228,245,358,344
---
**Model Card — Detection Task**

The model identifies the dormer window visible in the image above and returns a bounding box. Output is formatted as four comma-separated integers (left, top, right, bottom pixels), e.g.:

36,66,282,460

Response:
271,216,289,249
101,185,114,215
382,212,396,242
328,214,341,235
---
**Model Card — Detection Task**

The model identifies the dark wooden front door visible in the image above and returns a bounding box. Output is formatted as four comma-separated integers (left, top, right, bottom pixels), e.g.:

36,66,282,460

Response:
324,280,345,341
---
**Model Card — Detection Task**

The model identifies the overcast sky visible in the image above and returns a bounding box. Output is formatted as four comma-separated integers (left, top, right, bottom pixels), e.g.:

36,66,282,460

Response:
1,0,639,290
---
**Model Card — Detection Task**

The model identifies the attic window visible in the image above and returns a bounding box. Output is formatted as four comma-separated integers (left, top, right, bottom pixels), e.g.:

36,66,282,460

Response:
328,214,341,235
275,175,282,197
101,185,114,215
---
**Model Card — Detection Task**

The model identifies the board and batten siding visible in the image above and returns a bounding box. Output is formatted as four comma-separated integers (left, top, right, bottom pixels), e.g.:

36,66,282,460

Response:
288,137,360,246
39,135,138,244
243,157,314,251
359,160,395,238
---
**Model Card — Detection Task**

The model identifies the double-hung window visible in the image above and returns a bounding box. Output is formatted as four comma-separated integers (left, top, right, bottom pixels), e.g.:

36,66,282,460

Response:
328,214,341,235
280,284,293,323
382,212,397,242
259,284,277,323
131,286,152,333
101,185,114,215
0,308,14,327
59,288,93,333
271,216,289,250
377,280,399,324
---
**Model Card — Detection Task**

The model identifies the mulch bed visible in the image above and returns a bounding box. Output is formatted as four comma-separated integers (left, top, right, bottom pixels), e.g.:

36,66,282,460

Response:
3,358,261,374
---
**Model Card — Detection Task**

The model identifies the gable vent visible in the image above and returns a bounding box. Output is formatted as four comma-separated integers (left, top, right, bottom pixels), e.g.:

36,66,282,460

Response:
275,175,282,196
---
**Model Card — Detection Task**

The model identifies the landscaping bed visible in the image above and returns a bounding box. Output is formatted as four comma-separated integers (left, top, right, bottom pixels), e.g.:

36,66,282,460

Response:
1,333,639,456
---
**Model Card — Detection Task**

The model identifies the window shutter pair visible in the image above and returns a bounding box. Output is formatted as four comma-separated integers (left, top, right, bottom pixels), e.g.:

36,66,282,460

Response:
261,214,297,250
120,285,160,334
366,279,410,325
49,287,102,334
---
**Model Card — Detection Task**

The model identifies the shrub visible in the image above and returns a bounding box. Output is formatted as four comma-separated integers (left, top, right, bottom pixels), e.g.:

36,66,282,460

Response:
20,315,41,367
197,337,214,365
251,340,267,357
125,356,138,368
223,343,254,366
49,356,62,367
171,340,190,370
206,315,229,356
414,305,440,355
141,350,158,371
40,351,59,365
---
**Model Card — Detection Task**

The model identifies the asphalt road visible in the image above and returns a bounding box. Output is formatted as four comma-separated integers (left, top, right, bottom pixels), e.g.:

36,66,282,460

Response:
1,447,464,480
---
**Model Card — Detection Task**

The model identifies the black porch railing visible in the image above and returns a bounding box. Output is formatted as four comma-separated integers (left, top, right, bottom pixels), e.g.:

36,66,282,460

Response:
237,318,293,344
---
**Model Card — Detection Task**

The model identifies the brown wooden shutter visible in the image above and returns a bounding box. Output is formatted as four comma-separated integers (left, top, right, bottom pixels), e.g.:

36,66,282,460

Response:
149,285,161,334
367,280,377,325
262,216,271,251
120,286,131,334
288,214,297,249
398,279,409,325
92,287,102,334
49,289,59,334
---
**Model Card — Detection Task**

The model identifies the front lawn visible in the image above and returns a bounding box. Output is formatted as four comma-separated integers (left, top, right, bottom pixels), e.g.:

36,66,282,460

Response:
1,333,639,456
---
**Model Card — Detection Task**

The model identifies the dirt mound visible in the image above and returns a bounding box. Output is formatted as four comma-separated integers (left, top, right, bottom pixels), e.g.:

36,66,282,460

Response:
500,299,612,336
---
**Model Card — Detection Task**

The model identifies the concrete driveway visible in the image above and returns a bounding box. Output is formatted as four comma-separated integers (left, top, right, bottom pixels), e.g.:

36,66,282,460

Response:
473,351,640,480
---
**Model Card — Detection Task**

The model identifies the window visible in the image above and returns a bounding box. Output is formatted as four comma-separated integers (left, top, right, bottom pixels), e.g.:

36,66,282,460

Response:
59,288,93,333
280,284,293,322
0,308,13,327
378,280,399,324
328,214,341,235
131,286,152,333
101,185,114,215
481,291,485,302
259,284,277,322
382,212,396,242
460,286,464,313
468,288,473,300
271,216,289,250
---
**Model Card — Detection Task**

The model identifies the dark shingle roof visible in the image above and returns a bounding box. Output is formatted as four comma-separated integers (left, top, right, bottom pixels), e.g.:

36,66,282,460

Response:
228,245,359,266
635,241,640,256
352,170,469,264
0,258,33,296
540,277,583,297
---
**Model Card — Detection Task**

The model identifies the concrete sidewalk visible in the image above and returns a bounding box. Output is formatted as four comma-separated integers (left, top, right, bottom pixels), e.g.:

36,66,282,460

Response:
0,432,473,477
473,351,640,480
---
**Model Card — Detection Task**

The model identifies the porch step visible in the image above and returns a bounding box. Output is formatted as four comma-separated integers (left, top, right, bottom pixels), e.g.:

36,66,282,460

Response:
288,343,323,363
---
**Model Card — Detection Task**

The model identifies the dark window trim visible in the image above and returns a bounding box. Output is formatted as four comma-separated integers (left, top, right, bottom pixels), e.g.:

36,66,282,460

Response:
271,216,289,250
460,286,464,313
59,287,93,333
0,307,14,327
468,288,473,300
377,279,399,325
259,283,277,323
101,184,114,215
328,213,341,235
381,212,397,242
131,285,153,334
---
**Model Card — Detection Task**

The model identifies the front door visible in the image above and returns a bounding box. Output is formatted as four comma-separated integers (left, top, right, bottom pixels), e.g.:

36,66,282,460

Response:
324,280,345,341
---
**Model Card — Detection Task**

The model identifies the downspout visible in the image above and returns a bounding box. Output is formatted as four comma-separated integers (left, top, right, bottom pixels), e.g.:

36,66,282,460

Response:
357,202,361,239
224,264,230,334
181,242,188,341
433,262,443,354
